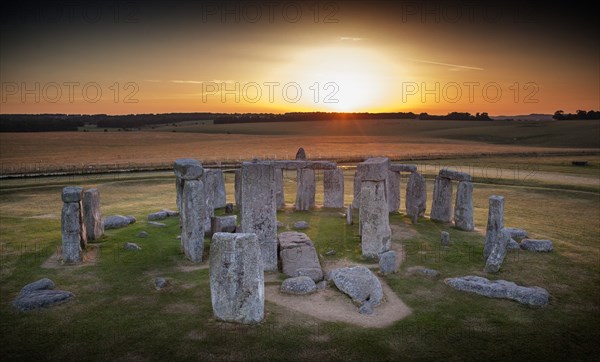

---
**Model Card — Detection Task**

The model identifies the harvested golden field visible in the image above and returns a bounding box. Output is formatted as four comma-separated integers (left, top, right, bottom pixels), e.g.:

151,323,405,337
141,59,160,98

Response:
1,119,598,174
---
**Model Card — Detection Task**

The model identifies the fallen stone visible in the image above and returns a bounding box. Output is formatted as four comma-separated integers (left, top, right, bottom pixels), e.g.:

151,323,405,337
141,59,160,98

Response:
379,250,397,275
330,266,383,310
147,221,167,227
154,277,169,290
13,290,74,312
280,276,317,295
278,232,323,282
419,268,439,277
124,242,141,251
147,210,169,221
445,275,549,306
103,215,136,230
504,227,528,240
441,231,450,246
20,278,54,294
210,233,264,324
507,238,520,250
325,249,336,256
294,221,309,229
520,239,553,252
138,231,149,238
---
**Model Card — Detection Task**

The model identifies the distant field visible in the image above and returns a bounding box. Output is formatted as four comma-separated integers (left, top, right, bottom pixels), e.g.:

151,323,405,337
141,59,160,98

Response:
1,119,598,175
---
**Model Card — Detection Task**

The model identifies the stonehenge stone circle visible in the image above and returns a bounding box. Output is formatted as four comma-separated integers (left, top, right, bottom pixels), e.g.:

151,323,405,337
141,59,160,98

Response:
61,186,86,263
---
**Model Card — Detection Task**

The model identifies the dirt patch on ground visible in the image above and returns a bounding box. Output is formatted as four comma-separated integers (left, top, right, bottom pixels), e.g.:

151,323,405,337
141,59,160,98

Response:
41,244,100,269
266,255,411,328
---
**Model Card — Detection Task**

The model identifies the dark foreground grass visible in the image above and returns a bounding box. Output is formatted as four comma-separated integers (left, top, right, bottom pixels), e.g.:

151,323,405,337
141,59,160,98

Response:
0,163,599,361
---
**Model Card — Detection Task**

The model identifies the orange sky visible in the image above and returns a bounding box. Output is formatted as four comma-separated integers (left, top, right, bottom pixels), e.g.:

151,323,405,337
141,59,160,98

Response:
1,1,598,115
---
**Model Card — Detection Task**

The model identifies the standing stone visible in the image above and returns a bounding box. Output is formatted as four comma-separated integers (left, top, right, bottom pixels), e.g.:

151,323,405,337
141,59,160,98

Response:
454,181,474,231
181,180,205,263
346,204,353,225
82,188,103,241
484,195,505,260
484,228,510,273
275,168,285,210
295,168,316,211
406,172,427,219
379,250,398,274
234,169,242,208
324,167,344,208
295,147,307,160
202,170,217,230
174,158,203,212
359,181,391,258
240,162,277,271
212,169,227,209
61,187,85,263
386,170,401,213
278,231,323,282
210,232,264,324
430,176,453,223
441,231,450,246
352,171,361,209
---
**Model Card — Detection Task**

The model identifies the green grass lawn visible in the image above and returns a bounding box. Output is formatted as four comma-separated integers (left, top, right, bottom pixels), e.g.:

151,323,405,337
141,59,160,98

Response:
1,157,599,361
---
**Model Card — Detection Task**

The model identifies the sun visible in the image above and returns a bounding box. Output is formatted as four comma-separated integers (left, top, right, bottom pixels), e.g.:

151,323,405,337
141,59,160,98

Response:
273,46,396,112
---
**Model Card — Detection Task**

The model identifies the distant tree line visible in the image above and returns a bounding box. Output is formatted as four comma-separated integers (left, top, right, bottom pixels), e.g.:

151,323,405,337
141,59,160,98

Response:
214,112,418,124
418,112,491,121
552,110,600,120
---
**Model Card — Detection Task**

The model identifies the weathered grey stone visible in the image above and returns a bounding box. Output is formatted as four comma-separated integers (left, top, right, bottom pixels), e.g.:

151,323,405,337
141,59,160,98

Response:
445,275,549,306
62,186,83,203
13,285,74,312
138,231,149,238
359,180,391,258
295,147,307,160
346,204,353,225
275,168,285,210
386,169,401,213
181,179,204,263
439,169,472,182
295,168,316,211
431,176,453,223
379,250,397,274
325,250,336,256
280,276,316,295
210,232,264,324
154,277,168,290
240,162,277,271
82,188,103,241
20,278,54,294
417,268,439,277
441,231,450,246
359,301,374,315
271,160,337,170
61,201,83,263
331,266,383,309
124,242,141,251
148,210,168,220
103,215,136,229
211,215,237,235
389,164,417,173
278,232,323,282
454,181,474,231
293,221,309,229
505,227,528,240
405,172,427,219
520,239,553,252
147,221,167,227
208,169,226,209
202,170,217,230
507,238,520,250
173,158,204,180
234,169,242,208
324,167,345,208
358,157,390,181
316,281,327,290
484,195,504,260
484,228,510,273
352,171,361,209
